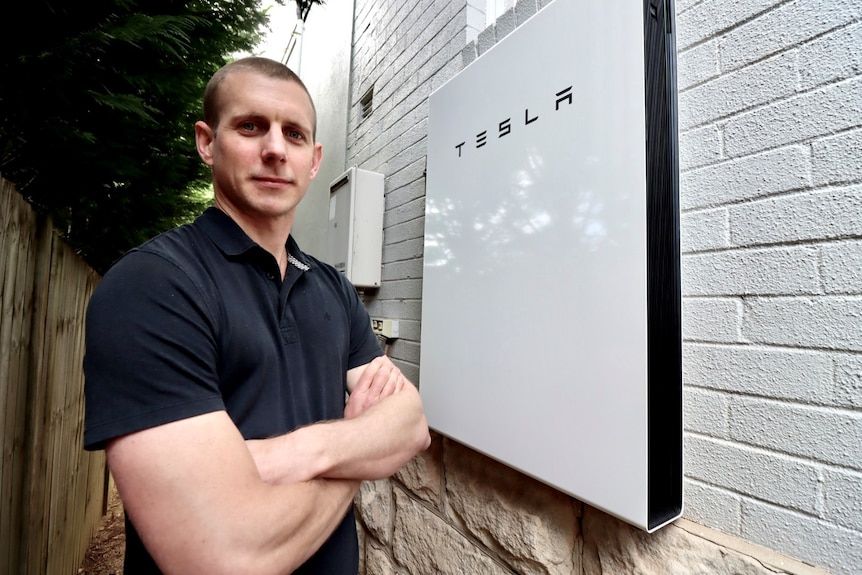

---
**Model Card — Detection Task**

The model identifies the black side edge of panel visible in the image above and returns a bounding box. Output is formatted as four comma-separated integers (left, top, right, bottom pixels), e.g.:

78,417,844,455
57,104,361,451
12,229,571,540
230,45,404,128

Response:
644,0,683,531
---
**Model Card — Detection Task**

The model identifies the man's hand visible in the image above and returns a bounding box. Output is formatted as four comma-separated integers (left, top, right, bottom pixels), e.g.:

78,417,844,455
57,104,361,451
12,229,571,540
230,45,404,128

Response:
344,355,405,419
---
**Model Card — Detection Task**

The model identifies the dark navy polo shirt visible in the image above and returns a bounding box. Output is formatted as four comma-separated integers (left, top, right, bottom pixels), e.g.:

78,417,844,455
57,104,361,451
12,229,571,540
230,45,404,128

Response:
84,207,382,574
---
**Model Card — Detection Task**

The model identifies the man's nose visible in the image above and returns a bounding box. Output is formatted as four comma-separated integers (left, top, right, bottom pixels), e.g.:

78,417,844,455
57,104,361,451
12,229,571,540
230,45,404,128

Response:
261,130,287,162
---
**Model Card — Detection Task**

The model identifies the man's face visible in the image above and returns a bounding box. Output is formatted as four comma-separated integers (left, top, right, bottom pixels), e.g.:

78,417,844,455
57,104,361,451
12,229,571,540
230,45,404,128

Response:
195,71,322,225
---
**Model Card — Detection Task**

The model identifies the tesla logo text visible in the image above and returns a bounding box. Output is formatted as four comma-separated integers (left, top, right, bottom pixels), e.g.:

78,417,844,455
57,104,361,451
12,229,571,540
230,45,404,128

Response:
453,86,573,157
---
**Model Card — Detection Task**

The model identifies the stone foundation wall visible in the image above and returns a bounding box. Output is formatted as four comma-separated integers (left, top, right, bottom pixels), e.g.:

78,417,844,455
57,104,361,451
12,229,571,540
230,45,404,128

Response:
355,434,830,575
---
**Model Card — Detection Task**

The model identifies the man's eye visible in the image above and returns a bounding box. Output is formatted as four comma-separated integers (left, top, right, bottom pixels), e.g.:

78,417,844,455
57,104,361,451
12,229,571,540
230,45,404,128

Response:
240,122,257,132
287,129,303,140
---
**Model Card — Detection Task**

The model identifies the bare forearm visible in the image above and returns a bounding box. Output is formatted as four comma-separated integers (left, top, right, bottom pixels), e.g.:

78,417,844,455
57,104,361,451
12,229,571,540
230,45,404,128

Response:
249,385,430,483
213,477,359,574
319,385,430,480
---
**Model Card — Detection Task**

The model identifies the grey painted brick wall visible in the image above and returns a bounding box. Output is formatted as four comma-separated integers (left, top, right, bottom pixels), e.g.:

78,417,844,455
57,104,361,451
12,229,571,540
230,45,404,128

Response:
348,0,467,385
677,0,862,572
348,0,862,573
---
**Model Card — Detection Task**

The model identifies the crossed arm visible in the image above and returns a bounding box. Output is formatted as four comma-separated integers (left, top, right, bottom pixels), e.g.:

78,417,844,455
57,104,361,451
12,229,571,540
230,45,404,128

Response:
105,355,430,575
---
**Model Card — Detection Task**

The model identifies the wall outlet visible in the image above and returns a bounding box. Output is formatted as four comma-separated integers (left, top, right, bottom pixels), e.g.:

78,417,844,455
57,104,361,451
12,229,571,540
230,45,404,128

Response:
371,318,399,339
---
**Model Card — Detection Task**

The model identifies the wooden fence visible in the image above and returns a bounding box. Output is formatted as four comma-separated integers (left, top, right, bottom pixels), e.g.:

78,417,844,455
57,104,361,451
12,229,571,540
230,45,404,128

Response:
0,177,108,575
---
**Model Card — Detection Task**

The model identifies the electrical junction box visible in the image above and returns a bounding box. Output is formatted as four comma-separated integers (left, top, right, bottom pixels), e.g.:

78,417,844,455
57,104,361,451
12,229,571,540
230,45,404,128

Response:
326,167,384,288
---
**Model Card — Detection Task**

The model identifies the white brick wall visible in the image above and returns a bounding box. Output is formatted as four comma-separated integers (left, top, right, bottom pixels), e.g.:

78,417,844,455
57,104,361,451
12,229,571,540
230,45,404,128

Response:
678,0,862,572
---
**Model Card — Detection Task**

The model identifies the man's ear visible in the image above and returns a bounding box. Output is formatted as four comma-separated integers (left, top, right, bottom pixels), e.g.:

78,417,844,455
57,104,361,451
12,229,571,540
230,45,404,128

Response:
309,142,323,180
194,121,215,166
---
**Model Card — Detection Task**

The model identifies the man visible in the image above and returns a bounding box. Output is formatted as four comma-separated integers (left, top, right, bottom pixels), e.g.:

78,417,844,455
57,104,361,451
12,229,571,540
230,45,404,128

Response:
83,56,431,574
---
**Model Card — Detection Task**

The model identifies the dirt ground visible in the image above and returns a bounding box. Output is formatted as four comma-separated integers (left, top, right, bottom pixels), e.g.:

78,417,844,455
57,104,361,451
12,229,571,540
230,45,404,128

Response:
78,482,125,575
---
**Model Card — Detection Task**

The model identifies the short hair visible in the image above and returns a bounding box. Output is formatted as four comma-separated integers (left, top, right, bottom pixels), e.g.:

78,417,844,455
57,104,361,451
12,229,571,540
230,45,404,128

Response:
203,57,318,139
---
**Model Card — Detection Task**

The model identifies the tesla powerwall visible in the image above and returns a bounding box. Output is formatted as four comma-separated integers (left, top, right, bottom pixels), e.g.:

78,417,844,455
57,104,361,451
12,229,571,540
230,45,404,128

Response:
420,0,681,531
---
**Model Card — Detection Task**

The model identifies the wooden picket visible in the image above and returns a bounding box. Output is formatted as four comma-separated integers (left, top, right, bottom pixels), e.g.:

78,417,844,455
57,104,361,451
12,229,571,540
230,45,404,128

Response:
0,177,107,574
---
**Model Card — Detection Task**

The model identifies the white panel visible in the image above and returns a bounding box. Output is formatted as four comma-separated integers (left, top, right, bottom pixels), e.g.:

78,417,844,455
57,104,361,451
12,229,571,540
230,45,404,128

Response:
327,167,384,288
421,0,653,528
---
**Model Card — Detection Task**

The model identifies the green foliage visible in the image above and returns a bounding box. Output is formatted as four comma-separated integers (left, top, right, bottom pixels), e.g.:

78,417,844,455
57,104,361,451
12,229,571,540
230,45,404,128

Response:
0,0,281,274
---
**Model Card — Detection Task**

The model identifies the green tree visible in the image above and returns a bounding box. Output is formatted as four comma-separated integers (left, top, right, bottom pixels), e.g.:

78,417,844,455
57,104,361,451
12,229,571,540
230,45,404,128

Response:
0,0,282,274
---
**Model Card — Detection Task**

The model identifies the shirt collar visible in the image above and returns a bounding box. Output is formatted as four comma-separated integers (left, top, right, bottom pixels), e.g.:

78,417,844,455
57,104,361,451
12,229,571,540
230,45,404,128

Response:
197,207,316,270
197,207,257,257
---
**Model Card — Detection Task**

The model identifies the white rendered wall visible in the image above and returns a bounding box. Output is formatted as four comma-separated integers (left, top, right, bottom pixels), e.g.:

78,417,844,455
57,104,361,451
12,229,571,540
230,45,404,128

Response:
288,2,354,260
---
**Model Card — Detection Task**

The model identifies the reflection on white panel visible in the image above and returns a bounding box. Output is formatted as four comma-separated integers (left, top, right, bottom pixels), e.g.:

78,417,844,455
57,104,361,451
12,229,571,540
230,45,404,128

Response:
421,0,679,531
